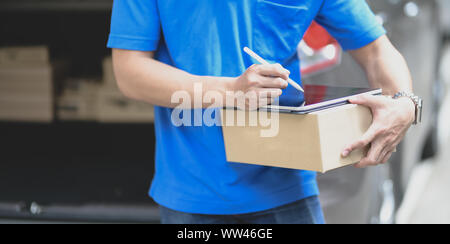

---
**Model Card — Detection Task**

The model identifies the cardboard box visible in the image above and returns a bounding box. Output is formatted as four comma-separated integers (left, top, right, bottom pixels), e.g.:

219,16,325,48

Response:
221,104,372,173
0,46,68,123
0,61,54,123
0,46,49,65
0,63,53,97
0,95,53,122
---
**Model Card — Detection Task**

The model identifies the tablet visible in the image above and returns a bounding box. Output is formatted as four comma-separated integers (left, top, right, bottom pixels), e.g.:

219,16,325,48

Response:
262,84,382,114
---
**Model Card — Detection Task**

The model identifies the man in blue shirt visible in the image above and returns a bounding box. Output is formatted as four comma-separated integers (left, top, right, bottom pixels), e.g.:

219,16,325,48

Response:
108,0,417,224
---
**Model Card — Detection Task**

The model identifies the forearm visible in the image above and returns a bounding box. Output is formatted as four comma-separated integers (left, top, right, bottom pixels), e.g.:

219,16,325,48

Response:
112,49,234,108
365,49,413,96
350,35,413,96
344,35,416,168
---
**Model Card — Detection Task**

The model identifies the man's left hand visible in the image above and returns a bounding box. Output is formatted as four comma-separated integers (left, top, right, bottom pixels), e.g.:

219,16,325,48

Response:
342,94,416,168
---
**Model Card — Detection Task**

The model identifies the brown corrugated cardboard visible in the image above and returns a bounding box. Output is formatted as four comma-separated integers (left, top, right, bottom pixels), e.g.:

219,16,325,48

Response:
0,95,53,122
0,46,49,65
0,64,52,96
0,63,52,83
221,104,372,173
0,46,58,123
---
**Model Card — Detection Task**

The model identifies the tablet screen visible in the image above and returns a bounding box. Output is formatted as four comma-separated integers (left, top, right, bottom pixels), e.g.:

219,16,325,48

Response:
304,84,377,106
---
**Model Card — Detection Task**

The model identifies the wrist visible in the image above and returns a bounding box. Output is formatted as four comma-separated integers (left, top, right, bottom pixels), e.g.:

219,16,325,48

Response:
393,91,423,125
223,77,239,108
197,75,237,108
397,96,416,124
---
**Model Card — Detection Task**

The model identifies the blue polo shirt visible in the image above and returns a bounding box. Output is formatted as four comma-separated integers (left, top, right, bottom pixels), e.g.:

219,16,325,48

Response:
108,0,385,215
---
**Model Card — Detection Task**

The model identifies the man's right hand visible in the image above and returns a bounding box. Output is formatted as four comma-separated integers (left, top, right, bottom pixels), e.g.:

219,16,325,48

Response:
231,64,290,110
112,49,290,110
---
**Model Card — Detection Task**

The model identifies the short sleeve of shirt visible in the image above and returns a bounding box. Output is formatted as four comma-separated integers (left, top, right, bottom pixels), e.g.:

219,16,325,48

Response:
315,0,386,51
107,0,161,51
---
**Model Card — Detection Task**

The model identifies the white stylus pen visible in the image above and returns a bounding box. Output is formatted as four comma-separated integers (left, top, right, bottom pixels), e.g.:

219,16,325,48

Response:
243,47,304,93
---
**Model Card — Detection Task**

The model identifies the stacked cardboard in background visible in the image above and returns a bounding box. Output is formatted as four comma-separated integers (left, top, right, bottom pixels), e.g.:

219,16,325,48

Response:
97,57,154,123
0,46,54,122
57,57,154,123
0,47,154,123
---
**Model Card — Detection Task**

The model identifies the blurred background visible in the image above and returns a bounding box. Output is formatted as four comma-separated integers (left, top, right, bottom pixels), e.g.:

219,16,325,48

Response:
0,0,449,224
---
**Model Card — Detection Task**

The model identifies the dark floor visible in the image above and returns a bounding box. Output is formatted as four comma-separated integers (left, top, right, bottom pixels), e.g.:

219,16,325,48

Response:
0,122,156,207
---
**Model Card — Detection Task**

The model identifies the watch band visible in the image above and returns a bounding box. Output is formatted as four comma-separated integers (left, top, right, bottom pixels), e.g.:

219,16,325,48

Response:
393,91,423,125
